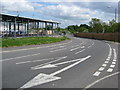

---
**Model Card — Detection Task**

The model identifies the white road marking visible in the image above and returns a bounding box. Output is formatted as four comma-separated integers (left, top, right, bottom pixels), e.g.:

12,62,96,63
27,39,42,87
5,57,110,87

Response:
50,56,91,76
0,53,41,62
71,45,80,48
93,71,101,76
31,56,67,69
2,40,72,53
33,64,58,69
110,64,115,68
113,49,117,60
70,46,82,51
98,67,105,71
104,61,109,64
50,46,65,50
102,64,107,67
107,68,113,72
113,59,117,62
106,58,110,61
84,72,120,89
112,62,116,65
88,42,94,48
107,57,111,59
20,56,91,89
75,49,85,54
50,48,67,52
19,73,61,89
32,58,84,70
16,57,56,65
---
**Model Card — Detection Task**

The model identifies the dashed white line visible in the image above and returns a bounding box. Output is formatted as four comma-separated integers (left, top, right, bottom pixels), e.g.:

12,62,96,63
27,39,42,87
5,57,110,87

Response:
98,67,105,71
70,46,82,51
104,61,109,64
50,48,67,52
107,68,113,72
88,42,94,48
112,62,116,65
71,45,80,48
16,57,57,65
1,53,41,62
49,46,65,50
2,40,72,53
106,58,110,61
102,64,107,67
93,71,101,76
113,59,117,62
75,49,85,54
110,64,115,68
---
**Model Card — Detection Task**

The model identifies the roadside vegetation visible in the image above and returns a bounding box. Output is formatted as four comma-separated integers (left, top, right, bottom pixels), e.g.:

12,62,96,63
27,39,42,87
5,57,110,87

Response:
2,36,70,47
66,18,119,42
67,18,119,34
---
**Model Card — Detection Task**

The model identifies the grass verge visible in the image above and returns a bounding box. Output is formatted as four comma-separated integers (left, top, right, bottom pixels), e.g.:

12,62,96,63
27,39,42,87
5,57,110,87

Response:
1,36,70,48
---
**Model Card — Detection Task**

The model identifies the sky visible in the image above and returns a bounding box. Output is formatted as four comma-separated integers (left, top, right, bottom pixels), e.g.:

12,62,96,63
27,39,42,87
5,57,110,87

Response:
1,0,119,28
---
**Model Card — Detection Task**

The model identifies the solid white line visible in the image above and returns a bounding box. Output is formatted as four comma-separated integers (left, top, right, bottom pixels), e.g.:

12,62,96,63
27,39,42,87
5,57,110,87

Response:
84,72,120,89
107,68,113,72
50,48,67,52
98,67,105,71
75,49,85,54
0,53,41,62
50,55,91,76
2,40,72,53
110,64,115,68
31,56,67,69
93,71,101,76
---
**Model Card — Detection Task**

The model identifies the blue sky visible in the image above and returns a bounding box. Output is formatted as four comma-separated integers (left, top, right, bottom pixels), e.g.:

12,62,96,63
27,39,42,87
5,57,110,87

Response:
1,0,119,28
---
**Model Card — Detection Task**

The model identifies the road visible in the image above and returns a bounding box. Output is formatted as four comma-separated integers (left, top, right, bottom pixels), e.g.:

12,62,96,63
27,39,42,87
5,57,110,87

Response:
1,35,119,90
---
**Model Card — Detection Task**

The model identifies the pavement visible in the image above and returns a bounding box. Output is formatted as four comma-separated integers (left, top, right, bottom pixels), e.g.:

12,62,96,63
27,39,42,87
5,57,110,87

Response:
1,35,119,90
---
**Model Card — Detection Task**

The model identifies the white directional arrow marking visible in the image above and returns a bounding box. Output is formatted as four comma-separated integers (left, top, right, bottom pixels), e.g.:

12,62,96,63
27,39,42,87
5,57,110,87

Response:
19,55,91,89
32,58,85,70
31,56,67,69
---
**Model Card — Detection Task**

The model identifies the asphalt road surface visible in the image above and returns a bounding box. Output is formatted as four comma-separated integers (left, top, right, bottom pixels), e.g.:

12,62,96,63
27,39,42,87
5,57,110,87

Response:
1,35,119,90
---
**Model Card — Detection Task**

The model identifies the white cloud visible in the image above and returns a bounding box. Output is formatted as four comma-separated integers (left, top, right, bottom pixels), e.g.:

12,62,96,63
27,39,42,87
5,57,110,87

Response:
29,0,119,2
1,0,34,12
39,3,106,27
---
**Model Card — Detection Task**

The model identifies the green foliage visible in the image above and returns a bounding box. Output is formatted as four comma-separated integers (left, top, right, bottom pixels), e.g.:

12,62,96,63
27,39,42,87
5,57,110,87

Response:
67,24,91,33
56,27,67,35
2,36,69,47
66,18,119,34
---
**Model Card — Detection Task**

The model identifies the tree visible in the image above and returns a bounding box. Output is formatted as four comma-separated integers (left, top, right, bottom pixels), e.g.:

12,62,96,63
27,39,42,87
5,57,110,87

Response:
89,18,103,33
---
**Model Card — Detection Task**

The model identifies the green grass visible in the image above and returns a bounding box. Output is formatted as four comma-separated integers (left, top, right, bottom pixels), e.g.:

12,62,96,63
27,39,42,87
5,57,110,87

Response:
1,36,70,47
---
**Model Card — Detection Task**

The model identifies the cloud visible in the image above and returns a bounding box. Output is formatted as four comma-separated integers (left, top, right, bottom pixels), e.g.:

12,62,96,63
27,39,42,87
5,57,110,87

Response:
29,0,119,2
39,3,110,27
1,0,34,12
